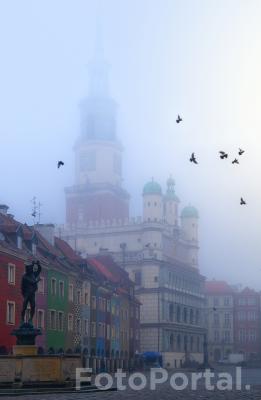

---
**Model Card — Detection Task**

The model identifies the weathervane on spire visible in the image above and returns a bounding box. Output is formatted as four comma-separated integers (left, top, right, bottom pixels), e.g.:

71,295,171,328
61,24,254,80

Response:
30,197,43,225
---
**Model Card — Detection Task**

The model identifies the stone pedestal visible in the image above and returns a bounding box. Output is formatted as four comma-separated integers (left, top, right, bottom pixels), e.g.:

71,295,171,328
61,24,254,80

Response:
11,322,41,346
13,346,38,356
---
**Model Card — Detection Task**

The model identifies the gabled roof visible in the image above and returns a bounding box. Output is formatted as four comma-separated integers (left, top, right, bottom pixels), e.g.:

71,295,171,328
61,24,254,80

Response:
205,280,235,294
237,287,258,295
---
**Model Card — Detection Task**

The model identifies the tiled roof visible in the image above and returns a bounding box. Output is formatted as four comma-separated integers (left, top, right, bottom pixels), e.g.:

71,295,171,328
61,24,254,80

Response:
54,237,82,262
88,257,118,283
205,280,235,294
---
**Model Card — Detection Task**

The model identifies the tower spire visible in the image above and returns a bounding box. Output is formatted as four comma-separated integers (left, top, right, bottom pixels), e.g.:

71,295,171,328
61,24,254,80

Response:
87,20,110,98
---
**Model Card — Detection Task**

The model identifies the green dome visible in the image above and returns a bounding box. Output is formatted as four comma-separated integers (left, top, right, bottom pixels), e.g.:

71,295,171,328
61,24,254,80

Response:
143,179,162,195
181,205,199,218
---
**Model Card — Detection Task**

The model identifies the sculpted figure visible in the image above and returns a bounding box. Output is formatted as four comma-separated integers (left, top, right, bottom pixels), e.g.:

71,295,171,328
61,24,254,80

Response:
21,260,41,325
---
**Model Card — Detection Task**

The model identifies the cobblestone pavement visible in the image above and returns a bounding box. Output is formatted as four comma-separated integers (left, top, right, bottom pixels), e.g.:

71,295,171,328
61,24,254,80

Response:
3,367,261,400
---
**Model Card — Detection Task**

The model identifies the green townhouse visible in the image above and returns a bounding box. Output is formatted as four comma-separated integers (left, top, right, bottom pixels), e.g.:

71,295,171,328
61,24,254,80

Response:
47,266,69,352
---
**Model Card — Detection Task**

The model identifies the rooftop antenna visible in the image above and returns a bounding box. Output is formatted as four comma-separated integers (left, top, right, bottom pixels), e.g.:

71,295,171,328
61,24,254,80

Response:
37,202,43,224
31,197,37,227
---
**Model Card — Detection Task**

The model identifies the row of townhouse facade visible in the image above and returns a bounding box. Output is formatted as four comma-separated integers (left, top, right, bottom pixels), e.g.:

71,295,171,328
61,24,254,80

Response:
0,204,140,371
205,280,261,362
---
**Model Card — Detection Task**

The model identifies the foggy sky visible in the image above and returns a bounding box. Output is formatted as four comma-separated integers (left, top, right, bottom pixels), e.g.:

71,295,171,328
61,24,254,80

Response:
0,0,261,289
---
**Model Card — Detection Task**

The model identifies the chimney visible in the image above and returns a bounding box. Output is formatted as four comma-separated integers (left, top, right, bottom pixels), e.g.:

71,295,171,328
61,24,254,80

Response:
0,204,9,215
35,224,55,246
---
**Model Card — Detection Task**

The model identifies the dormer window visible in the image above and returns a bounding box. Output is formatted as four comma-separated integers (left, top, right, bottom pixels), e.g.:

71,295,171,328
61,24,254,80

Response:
17,235,22,249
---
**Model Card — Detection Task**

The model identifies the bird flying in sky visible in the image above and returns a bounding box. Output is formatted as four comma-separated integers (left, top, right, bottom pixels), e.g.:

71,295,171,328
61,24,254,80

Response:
219,151,228,159
232,159,239,164
190,153,198,164
176,115,182,124
240,197,246,205
57,161,64,169
238,148,245,156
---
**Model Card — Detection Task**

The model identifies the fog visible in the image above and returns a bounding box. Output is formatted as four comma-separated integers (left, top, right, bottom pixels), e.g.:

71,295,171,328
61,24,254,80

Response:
0,0,261,289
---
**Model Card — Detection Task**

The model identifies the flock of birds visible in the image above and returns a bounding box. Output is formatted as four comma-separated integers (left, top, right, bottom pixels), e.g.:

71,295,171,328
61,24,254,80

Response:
55,116,247,207
176,115,247,206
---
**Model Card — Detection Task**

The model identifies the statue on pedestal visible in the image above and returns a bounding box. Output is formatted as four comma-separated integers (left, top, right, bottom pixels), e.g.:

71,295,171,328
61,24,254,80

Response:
12,260,42,346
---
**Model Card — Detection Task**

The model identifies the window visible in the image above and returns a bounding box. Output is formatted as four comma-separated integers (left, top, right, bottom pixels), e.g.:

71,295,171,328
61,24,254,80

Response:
111,325,115,339
98,297,103,310
249,330,257,342
224,330,230,343
238,298,246,306
84,291,89,305
59,281,64,297
91,322,96,337
76,319,81,334
58,312,64,331
224,297,230,306
77,290,81,305
247,297,256,306
84,319,89,336
134,270,141,286
51,278,56,296
238,310,246,321
37,309,44,329
6,301,15,324
224,313,230,327
38,277,44,293
50,310,56,330
98,322,102,337
68,314,73,331
248,311,257,321
92,296,96,310
69,284,74,302
107,300,110,312
238,329,247,342
8,264,15,284
17,235,22,249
